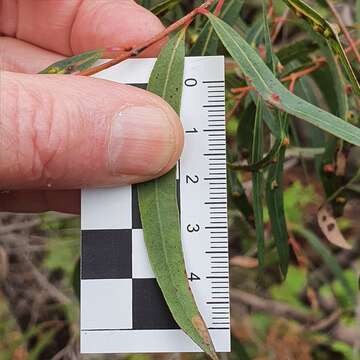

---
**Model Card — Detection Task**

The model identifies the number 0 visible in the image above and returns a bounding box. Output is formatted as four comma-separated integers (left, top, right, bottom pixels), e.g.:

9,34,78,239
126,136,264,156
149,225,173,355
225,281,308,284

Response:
184,78,197,87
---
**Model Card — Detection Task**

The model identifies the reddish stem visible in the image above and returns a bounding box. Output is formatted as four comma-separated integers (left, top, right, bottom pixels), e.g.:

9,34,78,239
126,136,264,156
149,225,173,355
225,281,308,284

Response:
325,0,360,64
214,0,224,16
231,38,360,95
79,0,216,77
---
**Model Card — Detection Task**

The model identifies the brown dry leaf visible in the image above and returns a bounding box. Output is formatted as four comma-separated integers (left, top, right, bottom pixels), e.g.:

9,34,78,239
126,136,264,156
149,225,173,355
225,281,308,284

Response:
317,206,351,249
230,255,259,268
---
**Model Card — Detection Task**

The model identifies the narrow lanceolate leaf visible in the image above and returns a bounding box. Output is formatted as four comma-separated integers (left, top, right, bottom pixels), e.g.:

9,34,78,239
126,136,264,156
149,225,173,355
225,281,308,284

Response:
229,136,283,172
252,99,265,270
150,0,180,16
266,115,289,278
305,22,350,216
280,0,360,97
228,169,254,227
261,0,276,72
190,0,244,56
206,14,360,146
137,29,218,360
276,39,318,65
39,49,104,74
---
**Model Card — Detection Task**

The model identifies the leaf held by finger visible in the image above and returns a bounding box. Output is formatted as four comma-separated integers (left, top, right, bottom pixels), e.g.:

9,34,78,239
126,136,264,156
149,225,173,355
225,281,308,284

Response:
39,49,105,75
137,28,218,360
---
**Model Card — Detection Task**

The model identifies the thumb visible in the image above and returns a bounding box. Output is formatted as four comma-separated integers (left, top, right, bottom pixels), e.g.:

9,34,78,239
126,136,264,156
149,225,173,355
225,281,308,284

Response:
0,71,183,189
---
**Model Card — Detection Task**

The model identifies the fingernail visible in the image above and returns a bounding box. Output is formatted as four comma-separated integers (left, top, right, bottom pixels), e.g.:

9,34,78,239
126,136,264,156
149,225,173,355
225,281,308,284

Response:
108,105,176,176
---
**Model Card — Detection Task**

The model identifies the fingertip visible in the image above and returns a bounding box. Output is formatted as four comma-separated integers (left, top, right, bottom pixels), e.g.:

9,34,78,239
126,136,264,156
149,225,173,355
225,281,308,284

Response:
154,100,184,176
71,0,165,56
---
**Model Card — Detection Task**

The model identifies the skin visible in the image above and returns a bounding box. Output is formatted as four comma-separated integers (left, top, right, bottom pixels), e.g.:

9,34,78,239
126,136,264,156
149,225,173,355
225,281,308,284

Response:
0,0,184,213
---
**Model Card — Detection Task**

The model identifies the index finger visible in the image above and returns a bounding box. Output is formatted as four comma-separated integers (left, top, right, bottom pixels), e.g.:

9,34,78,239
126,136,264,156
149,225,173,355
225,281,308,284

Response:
1,0,165,57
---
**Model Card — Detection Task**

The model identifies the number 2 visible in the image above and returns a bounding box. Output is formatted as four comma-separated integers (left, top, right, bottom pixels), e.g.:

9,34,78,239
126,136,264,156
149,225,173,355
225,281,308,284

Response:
186,175,199,184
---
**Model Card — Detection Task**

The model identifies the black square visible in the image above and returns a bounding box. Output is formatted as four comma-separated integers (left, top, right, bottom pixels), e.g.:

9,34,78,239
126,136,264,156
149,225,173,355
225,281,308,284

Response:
132,184,142,229
81,229,132,279
132,279,179,330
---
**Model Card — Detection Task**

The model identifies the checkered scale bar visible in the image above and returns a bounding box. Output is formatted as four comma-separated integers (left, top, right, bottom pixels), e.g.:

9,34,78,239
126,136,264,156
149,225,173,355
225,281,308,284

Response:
80,57,230,354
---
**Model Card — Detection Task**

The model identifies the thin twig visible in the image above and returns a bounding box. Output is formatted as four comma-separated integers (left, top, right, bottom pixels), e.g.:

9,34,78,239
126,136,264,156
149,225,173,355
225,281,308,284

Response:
232,289,358,346
272,9,290,42
325,0,360,63
79,0,216,77
231,39,360,94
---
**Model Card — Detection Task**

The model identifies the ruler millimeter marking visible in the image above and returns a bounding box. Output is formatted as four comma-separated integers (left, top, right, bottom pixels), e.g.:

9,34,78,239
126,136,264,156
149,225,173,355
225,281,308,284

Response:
80,56,230,354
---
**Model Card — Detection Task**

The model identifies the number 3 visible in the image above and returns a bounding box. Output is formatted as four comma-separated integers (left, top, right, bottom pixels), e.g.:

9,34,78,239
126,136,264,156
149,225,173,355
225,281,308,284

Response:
187,224,200,232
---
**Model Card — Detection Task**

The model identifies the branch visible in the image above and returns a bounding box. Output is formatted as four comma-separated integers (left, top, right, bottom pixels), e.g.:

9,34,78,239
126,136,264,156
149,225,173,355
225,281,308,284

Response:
79,0,216,76
232,289,314,324
232,289,358,346
231,39,360,95
325,0,360,63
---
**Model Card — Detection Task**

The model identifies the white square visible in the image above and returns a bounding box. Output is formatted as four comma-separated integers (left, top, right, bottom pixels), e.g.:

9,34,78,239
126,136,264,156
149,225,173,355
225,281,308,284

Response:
81,279,132,330
81,187,132,230
132,229,155,278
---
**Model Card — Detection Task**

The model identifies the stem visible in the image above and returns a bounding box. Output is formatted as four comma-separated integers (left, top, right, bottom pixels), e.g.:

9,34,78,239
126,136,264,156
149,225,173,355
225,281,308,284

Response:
214,0,224,16
271,9,290,42
325,0,360,64
79,0,216,77
231,39,360,94
231,59,325,94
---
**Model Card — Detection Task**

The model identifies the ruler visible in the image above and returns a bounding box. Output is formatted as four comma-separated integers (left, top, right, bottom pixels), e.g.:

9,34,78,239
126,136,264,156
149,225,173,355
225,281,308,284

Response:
80,56,230,354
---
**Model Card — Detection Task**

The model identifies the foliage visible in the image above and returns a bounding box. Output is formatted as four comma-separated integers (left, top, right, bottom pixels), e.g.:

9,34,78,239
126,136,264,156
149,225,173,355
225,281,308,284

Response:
2,0,360,359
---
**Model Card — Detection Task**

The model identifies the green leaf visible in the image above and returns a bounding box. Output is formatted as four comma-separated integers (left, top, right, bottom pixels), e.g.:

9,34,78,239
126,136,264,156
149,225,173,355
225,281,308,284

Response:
228,169,254,227
261,0,276,72
266,115,289,278
150,0,180,16
236,102,255,158
280,0,360,97
251,99,265,269
292,226,356,302
206,13,360,146
276,39,318,65
190,0,244,56
137,29,218,360
229,136,283,172
245,17,264,47
39,49,104,74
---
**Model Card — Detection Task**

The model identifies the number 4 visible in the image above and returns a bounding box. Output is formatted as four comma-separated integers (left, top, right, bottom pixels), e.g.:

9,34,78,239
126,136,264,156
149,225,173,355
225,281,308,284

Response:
188,272,201,281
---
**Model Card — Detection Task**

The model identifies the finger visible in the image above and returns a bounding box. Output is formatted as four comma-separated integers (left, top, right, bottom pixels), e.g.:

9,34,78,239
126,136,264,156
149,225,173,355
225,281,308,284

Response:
1,71,183,189
0,190,80,214
0,37,64,73
6,0,165,57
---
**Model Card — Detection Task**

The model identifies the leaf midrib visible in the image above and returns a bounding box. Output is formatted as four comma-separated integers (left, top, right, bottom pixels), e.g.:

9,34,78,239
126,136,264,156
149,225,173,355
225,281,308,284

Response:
153,29,198,335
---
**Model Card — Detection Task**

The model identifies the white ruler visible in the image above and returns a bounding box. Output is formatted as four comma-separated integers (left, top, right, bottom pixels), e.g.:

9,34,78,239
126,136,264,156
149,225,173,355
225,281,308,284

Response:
80,56,230,354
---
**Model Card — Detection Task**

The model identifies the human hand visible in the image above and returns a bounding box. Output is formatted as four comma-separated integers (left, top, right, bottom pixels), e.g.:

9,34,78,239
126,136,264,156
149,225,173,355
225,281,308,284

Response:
0,0,184,213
